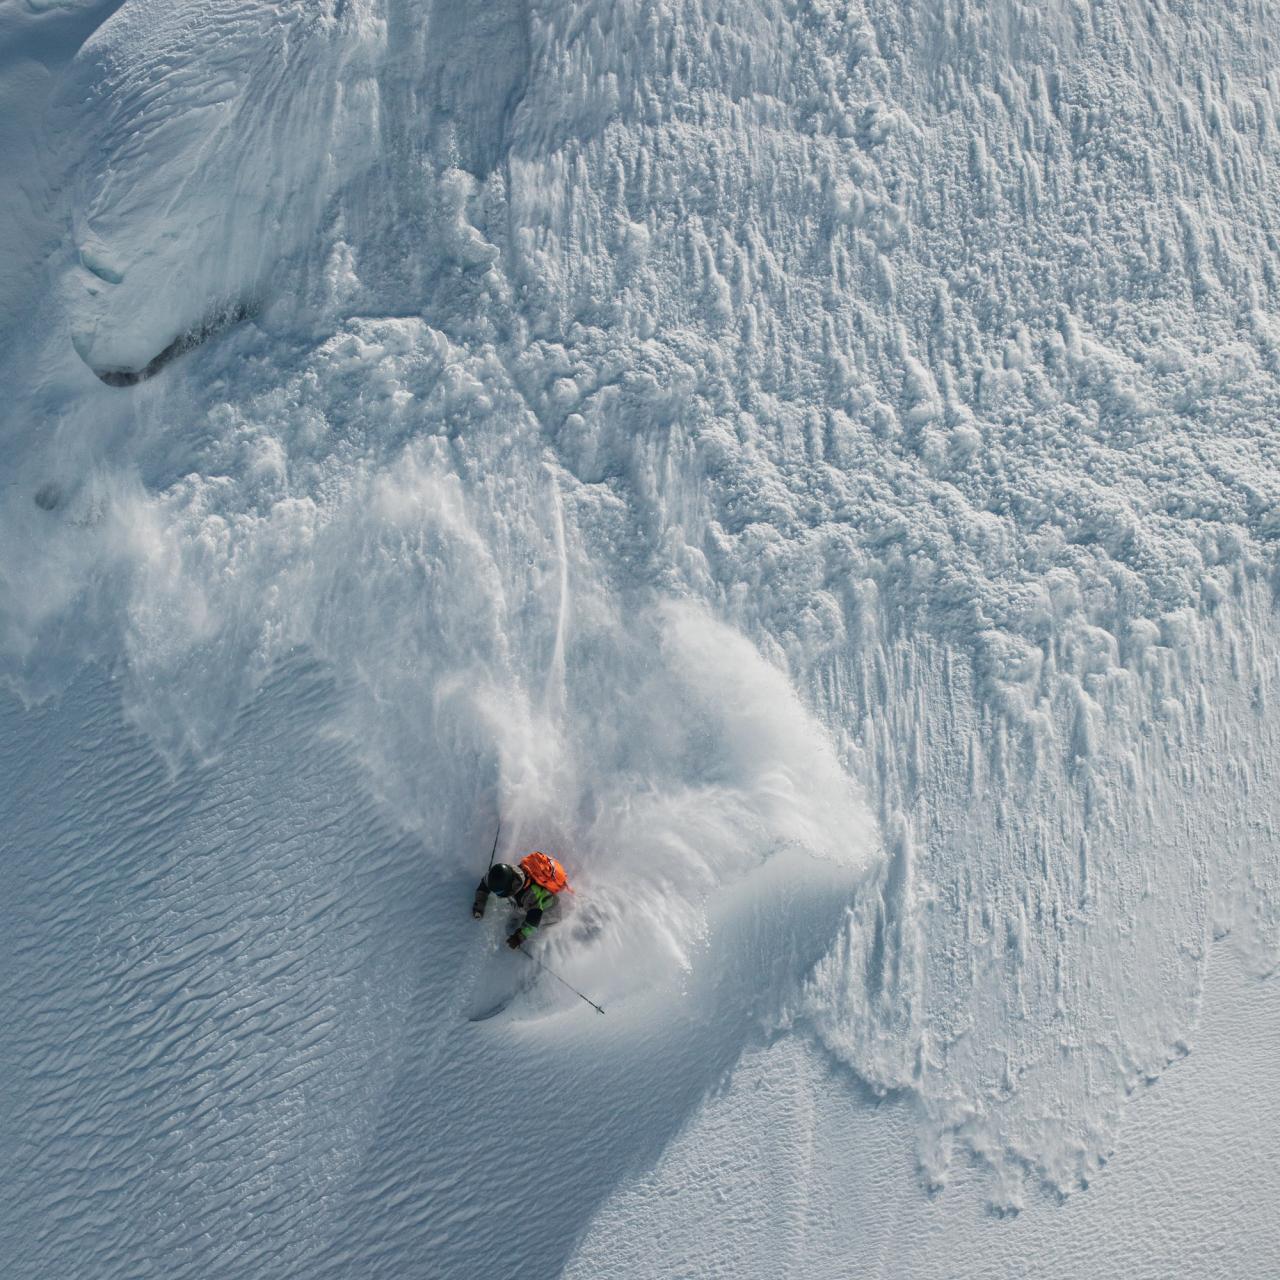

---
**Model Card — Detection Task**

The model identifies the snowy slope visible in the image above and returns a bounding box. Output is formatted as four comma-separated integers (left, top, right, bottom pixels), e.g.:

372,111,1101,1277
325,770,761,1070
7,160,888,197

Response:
566,939,1280,1280
4,0,1280,1276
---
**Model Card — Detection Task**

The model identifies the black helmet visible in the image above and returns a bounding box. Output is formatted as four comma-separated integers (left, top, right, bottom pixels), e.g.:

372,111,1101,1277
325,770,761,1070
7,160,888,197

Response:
486,863,522,897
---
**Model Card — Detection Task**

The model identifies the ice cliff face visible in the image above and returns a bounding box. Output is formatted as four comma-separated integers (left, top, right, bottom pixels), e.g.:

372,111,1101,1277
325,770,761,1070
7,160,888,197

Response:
3,1,1280,1276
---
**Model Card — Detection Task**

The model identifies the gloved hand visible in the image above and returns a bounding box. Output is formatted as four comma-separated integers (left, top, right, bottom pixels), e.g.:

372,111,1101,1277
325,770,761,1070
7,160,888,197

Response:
506,931,525,950
472,906,484,919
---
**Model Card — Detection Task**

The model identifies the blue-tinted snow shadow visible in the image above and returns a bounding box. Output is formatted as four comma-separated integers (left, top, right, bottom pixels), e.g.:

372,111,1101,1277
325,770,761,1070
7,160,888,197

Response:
1,624,872,1280
0,658,454,1279
0,0,130,72
311,846,865,1280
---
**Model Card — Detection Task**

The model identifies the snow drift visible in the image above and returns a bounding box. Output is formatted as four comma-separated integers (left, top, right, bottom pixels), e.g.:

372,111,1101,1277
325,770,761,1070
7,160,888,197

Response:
3,0,1280,1276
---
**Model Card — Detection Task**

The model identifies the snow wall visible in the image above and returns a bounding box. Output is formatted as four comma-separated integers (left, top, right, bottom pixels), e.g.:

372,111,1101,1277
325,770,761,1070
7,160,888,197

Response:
3,1,1280,1276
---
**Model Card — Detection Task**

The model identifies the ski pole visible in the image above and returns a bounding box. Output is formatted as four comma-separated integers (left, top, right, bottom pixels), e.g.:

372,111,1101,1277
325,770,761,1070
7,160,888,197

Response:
485,822,501,879
519,948,606,1015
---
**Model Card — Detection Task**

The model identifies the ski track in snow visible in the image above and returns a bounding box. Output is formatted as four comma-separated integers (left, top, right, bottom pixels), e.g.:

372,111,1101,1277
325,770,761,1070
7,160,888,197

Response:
3,0,1280,1276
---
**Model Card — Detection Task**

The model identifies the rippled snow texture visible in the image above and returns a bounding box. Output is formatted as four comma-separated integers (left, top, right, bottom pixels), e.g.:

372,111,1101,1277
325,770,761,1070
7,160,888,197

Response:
4,0,1280,1276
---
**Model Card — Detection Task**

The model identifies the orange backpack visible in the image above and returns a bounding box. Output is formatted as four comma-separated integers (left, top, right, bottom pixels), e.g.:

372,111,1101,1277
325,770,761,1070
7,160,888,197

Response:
520,851,572,895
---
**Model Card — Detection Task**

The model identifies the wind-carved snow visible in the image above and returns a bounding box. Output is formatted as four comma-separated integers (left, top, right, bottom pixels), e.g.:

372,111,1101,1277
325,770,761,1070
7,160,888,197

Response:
3,0,1280,1276
55,0,382,378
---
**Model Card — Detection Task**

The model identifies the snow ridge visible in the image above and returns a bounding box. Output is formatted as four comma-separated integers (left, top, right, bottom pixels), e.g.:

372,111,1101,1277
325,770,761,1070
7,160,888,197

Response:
3,0,1280,1275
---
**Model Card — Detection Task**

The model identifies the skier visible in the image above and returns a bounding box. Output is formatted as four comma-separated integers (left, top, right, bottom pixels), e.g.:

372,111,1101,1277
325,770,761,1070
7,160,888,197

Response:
472,852,571,949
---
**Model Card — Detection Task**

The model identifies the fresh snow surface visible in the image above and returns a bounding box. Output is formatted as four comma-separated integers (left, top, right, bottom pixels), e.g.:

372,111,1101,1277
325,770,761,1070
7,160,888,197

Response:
3,1,1280,1277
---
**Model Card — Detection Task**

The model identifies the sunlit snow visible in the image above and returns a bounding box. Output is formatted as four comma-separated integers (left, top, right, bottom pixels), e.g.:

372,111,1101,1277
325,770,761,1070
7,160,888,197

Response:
3,1,1280,1276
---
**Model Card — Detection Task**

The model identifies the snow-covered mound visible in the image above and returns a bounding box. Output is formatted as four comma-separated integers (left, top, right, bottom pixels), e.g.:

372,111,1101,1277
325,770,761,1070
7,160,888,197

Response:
3,0,1280,1276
